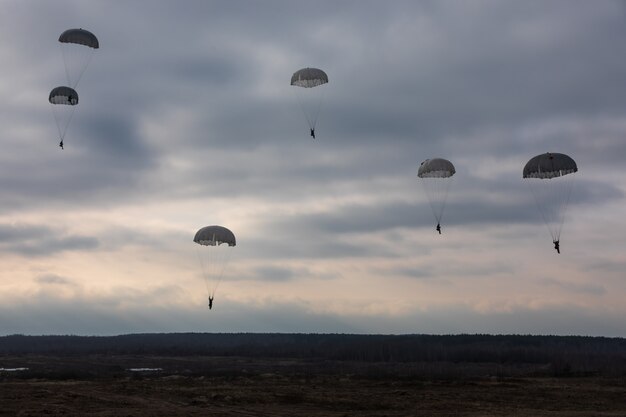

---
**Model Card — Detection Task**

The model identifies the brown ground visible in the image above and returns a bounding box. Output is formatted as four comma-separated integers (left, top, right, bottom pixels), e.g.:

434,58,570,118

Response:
1,356,625,416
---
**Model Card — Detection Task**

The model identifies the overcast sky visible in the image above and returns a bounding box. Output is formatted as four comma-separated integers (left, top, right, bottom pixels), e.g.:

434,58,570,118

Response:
1,0,625,336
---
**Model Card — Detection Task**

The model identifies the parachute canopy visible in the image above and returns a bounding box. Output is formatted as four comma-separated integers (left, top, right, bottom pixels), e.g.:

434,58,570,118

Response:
58,28,98,88
418,158,456,178
49,86,79,105
523,152,578,179
58,28,99,49
194,225,236,247
291,68,328,88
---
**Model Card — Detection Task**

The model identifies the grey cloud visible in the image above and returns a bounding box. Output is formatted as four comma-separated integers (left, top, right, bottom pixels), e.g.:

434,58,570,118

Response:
5,0,626,214
314,1,626,146
2,0,626,336
10,235,99,257
288,202,422,235
35,274,74,286
392,267,436,281
95,226,189,252
0,224,49,241
583,259,626,276
539,278,606,296
241,172,622,260
239,236,380,261
250,266,299,282
75,112,153,160
241,265,338,282
259,193,561,238
0,223,99,257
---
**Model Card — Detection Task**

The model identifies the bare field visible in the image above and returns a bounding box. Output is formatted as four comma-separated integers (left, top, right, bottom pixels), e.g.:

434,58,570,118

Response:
1,355,625,416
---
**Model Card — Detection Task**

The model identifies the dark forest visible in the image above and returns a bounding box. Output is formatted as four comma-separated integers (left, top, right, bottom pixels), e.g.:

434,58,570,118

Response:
2,333,625,379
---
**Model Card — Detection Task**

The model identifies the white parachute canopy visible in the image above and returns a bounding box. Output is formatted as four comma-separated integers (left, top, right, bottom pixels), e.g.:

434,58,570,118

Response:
58,28,99,88
193,225,236,299
49,86,78,145
417,158,456,233
523,152,578,250
290,67,328,136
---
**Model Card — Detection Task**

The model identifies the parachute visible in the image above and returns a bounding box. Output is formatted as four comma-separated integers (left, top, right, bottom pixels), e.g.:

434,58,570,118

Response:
58,28,99,88
290,67,328,138
49,86,79,149
523,152,578,253
193,225,236,303
417,158,456,234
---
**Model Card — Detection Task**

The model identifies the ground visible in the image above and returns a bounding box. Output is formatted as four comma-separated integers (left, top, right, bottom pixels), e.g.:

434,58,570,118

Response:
1,355,625,416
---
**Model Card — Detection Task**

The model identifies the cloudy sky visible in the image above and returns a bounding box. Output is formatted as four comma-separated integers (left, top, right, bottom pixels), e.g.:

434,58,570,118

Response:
1,0,625,336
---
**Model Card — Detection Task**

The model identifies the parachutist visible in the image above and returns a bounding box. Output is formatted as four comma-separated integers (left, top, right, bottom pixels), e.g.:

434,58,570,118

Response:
523,153,577,254
194,226,236,310
291,67,327,139
418,158,455,238
49,86,78,148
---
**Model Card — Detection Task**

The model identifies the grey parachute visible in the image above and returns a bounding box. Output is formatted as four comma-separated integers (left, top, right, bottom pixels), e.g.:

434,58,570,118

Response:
193,225,236,300
49,86,79,145
523,152,577,251
49,86,79,105
58,28,99,88
290,67,328,136
291,68,328,88
418,158,456,233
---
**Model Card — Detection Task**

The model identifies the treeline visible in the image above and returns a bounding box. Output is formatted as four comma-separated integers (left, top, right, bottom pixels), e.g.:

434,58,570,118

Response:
1,333,626,375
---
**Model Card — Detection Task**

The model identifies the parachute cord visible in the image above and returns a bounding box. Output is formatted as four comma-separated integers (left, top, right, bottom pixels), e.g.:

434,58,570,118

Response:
72,51,94,89
529,183,556,242
427,191,441,224
52,107,64,141
51,104,77,143
438,178,453,225
294,89,314,130
195,246,211,297
555,174,575,243
196,244,233,299
527,175,575,244
211,248,233,298
59,44,95,89
421,180,437,224
310,88,326,131
59,44,72,88
293,86,326,132
65,105,76,140
421,177,453,227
